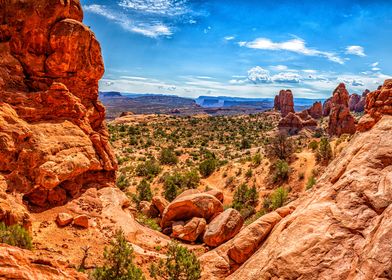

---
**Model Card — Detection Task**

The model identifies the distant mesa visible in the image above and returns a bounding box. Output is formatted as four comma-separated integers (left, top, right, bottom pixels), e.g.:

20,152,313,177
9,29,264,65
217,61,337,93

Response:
100,91,123,98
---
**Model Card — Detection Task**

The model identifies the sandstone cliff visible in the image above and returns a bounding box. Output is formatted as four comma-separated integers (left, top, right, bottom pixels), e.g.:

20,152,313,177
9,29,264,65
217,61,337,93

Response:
0,0,117,210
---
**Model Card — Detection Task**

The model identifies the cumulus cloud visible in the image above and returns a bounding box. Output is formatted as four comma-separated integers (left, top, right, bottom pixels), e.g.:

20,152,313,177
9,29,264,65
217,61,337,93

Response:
272,72,301,83
240,37,344,64
371,62,379,67
345,45,366,57
247,66,272,84
83,4,172,37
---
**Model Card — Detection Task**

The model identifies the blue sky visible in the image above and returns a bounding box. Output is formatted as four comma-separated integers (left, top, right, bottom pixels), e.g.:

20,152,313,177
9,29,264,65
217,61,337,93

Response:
82,0,392,98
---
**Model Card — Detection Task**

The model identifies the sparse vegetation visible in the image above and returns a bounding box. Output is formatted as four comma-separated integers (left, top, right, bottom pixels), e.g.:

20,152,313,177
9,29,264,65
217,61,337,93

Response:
232,183,259,218
306,176,317,190
273,159,290,182
136,159,162,179
268,133,294,160
316,137,333,164
269,186,289,210
93,229,145,280
199,158,217,178
149,241,201,280
136,179,153,202
0,222,32,250
159,147,179,165
163,170,200,201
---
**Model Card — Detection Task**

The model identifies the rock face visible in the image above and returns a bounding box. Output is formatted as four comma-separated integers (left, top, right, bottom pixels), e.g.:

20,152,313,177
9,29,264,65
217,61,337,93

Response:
161,193,223,229
203,208,243,247
358,80,392,132
327,83,356,136
0,0,117,209
348,93,361,111
274,90,295,117
278,111,317,133
151,196,169,216
307,101,323,119
354,89,370,112
322,97,332,116
0,244,87,280
227,115,392,280
171,217,207,242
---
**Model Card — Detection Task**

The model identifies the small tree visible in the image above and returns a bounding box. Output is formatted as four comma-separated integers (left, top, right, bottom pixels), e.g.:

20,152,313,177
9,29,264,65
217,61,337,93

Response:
270,186,289,210
116,173,129,191
0,222,32,250
93,229,145,280
149,241,201,280
162,170,200,201
159,148,179,165
137,179,153,202
268,133,294,160
273,160,289,182
199,158,216,178
136,159,162,179
317,137,333,164
232,183,259,217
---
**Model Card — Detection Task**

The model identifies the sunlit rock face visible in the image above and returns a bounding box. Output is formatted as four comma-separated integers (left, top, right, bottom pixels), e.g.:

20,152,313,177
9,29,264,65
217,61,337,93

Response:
0,0,117,210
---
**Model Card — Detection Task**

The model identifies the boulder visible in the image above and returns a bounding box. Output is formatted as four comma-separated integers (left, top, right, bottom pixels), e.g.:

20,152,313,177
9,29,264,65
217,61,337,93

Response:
274,89,295,117
139,201,159,218
161,193,223,228
327,83,356,136
175,189,201,201
203,208,243,247
205,189,224,203
171,217,207,242
73,215,89,228
151,196,169,215
56,213,73,227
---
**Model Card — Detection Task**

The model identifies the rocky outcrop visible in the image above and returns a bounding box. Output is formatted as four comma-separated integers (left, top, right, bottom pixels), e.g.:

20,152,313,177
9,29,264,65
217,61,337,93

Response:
274,90,295,117
307,101,323,119
161,193,223,229
203,208,243,247
358,80,392,132
0,0,117,209
278,111,317,133
322,97,332,116
227,115,392,280
151,196,169,215
327,83,356,136
0,244,87,280
354,89,370,112
171,217,207,242
348,93,361,111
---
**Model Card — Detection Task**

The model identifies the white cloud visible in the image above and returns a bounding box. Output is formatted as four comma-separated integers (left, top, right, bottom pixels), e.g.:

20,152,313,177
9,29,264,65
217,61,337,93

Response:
371,62,379,67
303,69,317,74
204,26,212,34
345,45,366,57
372,67,381,71
83,4,172,38
270,65,288,71
189,19,197,24
247,66,272,84
118,0,189,16
240,37,344,64
224,36,235,41
272,72,301,83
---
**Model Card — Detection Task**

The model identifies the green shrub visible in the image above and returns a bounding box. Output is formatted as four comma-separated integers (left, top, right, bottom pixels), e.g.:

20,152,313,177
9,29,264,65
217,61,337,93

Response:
199,158,217,178
93,229,145,280
273,160,290,182
245,168,253,179
270,187,289,210
136,213,161,231
159,148,178,165
316,137,333,164
0,222,32,250
240,138,251,150
306,176,317,190
116,173,129,191
252,153,262,166
232,183,258,216
163,170,200,201
136,179,153,202
308,140,319,151
135,159,161,179
149,241,201,280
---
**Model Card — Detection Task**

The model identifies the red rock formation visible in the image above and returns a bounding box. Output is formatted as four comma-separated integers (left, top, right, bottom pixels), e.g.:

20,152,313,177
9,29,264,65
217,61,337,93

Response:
0,0,117,209
327,83,356,136
171,217,207,242
322,97,332,116
227,115,392,280
0,244,87,280
348,93,361,111
354,89,370,112
278,111,317,132
274,89,295,117
307,101,323,119
357,80,392,132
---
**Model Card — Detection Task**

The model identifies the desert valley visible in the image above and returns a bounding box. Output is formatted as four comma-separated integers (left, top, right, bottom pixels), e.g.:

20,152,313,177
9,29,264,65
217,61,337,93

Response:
1,1,392,280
